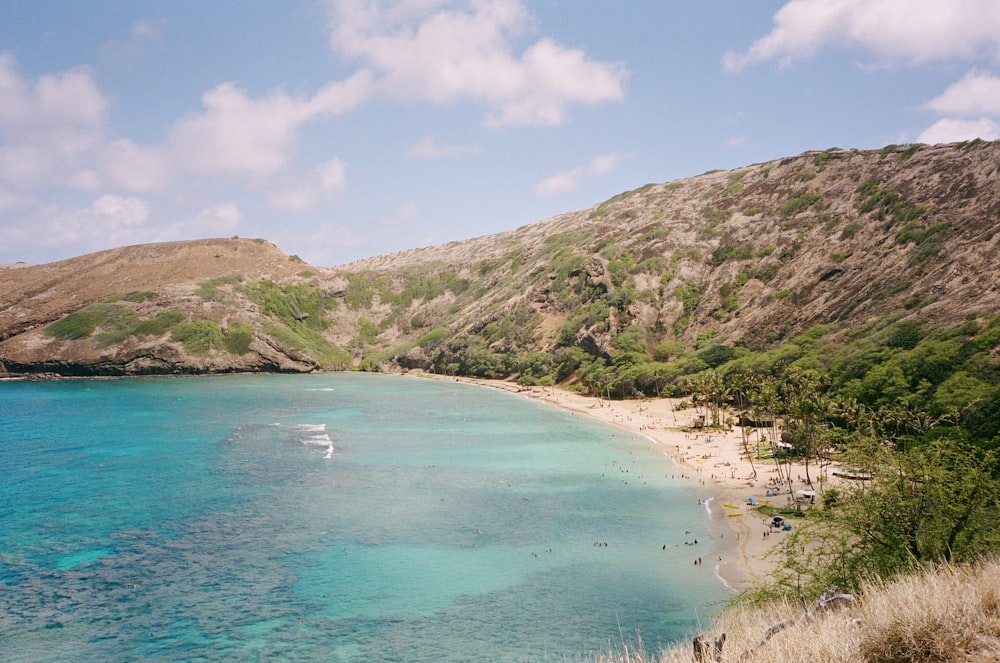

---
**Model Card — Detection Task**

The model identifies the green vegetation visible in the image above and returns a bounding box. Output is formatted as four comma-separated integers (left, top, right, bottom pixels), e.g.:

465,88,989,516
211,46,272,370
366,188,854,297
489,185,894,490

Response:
171,319,223,355
45,303,129,340
725,171,745,195
898,142,925,160
242,280,350,367
780,192,823,217
855,180,928,227
196,274,244,301
109,291,157,303
131,310,187,337
674,283,702,315
812,148,836,167
221,322,254,355
711,241,755,266
243,281,329,327
167,319,253,356
38,298,257,362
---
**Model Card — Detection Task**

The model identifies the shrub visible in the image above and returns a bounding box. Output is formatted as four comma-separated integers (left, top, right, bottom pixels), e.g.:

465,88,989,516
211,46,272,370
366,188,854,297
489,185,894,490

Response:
44,303,133,341
171,319,223,355
131,310,186,337
780,192,823,217
711,242,755,266
357,317,379,344
111,291,157,303
196,274,243,301
674,283,702,315
221,322,254,354
45,310,100,340
244,281,329,329
416,327,449,349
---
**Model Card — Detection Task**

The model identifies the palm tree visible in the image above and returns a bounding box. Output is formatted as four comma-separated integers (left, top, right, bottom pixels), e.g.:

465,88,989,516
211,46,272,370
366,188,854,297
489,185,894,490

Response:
730,371,759,480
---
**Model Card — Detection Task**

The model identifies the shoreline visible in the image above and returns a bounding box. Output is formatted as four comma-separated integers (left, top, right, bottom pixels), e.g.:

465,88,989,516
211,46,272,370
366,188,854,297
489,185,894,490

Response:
424,374,821,593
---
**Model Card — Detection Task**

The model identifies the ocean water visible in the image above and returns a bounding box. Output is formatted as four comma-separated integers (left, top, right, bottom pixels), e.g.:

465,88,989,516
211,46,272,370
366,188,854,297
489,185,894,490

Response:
0,373,729,662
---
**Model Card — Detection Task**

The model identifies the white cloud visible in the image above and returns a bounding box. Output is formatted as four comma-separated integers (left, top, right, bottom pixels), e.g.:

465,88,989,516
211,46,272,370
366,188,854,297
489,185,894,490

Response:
919,69,1000,143
0,53,109,190
131,18,164,43
103,74,372,192
727,135,749,149
535,167,583,196
327,0,626,126
925,70,1000,116
406,137,480,158
166,76,370,178
587,153,623,175
724,0,1000,72
535,153,624,196
2,195,151,255
0,53,371,196
918,117,1000,144
0,53,108,135
274,202,420,266
193,202,243,234
98,139,169,193
269,158,348,212
0,49,378,262
89,194,151,228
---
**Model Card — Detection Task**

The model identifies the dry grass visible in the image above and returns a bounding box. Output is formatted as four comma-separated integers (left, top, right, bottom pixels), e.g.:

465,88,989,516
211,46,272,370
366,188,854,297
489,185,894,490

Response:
591,559,1000,663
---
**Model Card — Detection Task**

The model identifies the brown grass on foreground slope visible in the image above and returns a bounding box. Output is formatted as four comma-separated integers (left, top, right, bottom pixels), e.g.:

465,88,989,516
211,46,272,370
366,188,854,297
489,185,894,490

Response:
591,560,1000,663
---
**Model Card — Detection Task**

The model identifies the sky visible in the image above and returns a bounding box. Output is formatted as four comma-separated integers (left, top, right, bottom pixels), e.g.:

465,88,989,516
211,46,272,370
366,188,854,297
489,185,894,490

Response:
2,1,999,267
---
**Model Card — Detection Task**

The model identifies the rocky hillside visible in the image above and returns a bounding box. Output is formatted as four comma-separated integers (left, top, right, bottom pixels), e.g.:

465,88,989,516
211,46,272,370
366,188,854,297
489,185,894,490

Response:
0,238,340,375
2,140,999,384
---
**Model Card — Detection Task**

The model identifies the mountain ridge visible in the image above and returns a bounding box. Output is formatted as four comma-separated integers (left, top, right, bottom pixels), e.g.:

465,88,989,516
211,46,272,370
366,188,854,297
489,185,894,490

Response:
2,140,999,381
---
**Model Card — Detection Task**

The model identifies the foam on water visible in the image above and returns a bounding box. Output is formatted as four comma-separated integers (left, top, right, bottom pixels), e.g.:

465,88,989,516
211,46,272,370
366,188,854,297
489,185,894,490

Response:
294,423,335,458
0,373,728,662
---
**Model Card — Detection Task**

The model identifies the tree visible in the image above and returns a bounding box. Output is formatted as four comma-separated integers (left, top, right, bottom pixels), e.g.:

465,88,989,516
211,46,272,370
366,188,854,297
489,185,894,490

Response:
768,436,1000,597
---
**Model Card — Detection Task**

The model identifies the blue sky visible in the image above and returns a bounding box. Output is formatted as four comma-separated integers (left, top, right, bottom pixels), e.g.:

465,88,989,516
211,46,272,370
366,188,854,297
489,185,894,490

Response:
2,1,999,267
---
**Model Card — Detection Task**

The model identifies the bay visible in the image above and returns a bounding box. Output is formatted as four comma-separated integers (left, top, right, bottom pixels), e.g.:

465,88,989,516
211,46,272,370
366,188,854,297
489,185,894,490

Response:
0,373,728,662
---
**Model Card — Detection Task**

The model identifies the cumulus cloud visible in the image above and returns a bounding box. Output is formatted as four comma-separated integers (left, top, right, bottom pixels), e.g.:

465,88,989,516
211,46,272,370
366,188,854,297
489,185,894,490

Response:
0,51,371,195
587,153,624,175
925,70,1000,116
0,53,109,190
535,153,625,196
193,202,243,234
327,0,626,126
724,0,1000,72
918,118,1000,144
131,18,164,43
535,167,583,196
166,74,372,178
406,137,480,158
918,70,1000,143
2,194,151,255
269,158,348,212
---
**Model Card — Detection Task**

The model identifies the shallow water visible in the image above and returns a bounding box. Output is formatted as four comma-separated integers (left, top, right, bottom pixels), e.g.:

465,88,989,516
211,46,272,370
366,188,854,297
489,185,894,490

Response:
0,373,728,662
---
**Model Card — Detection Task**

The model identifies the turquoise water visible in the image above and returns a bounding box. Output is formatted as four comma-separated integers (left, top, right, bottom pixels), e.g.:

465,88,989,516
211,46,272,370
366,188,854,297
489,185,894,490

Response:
0,373,729,662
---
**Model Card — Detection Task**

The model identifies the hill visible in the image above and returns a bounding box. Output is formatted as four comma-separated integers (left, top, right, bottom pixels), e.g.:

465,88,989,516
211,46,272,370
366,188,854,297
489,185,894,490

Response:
2,140,999,391
0,238,334,375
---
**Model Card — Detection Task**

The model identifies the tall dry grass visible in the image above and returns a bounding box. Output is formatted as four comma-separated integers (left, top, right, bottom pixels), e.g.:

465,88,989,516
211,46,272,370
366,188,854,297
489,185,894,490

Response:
589,559,1000,663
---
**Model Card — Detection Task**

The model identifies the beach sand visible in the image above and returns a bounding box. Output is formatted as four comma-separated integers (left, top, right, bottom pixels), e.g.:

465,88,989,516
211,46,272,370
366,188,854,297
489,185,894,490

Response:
430,375,831,593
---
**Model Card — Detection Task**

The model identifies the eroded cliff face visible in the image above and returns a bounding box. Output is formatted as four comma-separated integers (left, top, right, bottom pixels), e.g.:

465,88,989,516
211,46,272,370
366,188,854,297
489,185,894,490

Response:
3,141,999,378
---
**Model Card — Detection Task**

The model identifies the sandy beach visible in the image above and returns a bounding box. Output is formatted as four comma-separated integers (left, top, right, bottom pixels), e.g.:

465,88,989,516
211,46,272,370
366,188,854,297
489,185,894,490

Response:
430,375,828,593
